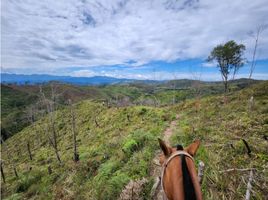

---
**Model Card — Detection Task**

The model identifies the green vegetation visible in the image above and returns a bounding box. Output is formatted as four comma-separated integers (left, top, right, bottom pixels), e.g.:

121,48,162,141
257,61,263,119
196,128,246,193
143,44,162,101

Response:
1,85,38,139
1,101,174,199
1,79,260,140
170,81,268,199
1,80,267,199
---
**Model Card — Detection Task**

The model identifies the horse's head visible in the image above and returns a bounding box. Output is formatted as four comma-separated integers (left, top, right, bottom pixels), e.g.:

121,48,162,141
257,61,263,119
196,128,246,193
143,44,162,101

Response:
158,139,200,165
158,138,202,200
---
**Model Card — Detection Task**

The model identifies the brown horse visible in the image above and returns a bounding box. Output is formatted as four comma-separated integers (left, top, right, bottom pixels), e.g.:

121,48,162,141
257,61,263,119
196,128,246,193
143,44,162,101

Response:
158,139,202,200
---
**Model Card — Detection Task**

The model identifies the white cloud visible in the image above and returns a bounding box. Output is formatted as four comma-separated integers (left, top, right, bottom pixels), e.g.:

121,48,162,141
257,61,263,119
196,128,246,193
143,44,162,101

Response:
202,62,216,67
69,69,268,81
1,0,268,71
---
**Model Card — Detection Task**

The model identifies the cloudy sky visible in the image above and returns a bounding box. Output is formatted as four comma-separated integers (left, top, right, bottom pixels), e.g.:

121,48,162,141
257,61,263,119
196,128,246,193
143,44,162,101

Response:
1,0,268,80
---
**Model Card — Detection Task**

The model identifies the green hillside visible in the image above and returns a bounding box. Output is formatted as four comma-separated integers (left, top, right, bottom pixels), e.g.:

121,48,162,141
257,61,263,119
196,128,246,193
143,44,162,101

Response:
1,85,38,139
1,81,267,199
1,101,175,199
169,81,268,199
1,79,261,140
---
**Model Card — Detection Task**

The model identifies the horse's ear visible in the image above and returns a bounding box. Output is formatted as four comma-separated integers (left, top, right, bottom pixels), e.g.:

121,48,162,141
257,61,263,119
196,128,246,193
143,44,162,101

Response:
185,140,200,156
158,138,171,157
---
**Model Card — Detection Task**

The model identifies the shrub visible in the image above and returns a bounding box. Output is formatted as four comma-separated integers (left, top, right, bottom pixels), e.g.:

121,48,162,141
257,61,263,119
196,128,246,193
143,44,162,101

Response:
15,170,42,193
122,139,138,156
139,108,147,115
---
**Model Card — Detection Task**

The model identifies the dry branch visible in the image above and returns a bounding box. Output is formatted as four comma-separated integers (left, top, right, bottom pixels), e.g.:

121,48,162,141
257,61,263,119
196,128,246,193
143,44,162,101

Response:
241,139,251,157
153,159,161,166
198,161,205,184
245,170,253,200
219,168,256,173
150,177,161,198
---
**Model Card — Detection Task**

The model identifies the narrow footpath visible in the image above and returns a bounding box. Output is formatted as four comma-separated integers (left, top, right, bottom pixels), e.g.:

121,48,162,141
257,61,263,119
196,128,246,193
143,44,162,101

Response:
150,114,180,199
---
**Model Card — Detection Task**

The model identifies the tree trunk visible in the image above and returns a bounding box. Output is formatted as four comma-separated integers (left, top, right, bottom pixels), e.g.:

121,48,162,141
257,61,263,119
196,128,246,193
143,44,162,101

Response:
16,147,21,157
51,121,62,164
55,150,62,163
71,105,79,162
224,80,228,93
95,118,100,127
1,162,5,183
5,145,19,179
13,165,18,178
127,114,131,122
48,165,52,175
27,141,33,160
249,27,261,79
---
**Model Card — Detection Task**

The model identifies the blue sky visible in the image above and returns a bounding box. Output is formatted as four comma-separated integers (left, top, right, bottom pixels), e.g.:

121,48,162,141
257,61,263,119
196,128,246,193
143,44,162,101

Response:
1,0,268,80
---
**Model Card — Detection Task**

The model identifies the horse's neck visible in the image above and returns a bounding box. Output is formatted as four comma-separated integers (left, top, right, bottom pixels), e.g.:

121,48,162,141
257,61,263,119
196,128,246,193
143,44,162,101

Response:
163,157,202,200
164,158,185,200
184,158,202,200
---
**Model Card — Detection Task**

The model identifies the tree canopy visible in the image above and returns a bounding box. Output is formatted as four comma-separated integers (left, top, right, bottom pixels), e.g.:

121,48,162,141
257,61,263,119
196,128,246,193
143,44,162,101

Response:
207,40,246,92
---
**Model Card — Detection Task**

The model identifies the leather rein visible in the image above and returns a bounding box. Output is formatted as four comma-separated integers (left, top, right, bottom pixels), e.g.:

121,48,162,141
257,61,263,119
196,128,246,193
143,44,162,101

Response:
160,151,194,200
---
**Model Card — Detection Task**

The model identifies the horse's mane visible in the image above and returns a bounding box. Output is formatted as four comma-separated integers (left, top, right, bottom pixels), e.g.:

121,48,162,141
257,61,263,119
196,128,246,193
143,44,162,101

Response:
181,154,197,200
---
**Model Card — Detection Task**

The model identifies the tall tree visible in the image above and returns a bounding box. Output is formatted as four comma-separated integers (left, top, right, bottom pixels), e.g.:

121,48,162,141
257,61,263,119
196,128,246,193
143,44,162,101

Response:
207,40,246,92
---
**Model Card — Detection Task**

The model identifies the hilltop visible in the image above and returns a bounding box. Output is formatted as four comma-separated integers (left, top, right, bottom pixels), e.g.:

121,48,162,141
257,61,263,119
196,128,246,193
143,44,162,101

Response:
0,79,261,139
1,81,267,199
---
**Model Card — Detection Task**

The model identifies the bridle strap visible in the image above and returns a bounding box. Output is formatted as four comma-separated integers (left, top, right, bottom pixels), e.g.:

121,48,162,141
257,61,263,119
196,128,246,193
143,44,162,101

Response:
160,151,194,200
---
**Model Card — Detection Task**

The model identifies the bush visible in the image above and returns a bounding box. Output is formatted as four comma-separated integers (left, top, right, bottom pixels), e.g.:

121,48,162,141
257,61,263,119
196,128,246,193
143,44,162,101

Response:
100,172,130,200
139,108,147,115
15,170,42,193
122,139,138,155
4,193,22,200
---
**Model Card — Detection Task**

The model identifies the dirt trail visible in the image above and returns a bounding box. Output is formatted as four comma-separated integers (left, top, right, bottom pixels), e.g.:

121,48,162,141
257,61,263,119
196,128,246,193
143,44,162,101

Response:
150,114,180,199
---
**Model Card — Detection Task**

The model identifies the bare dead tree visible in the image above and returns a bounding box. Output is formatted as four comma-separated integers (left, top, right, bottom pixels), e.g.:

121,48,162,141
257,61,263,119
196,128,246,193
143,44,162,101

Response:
1,160,5,183
1,138,19,179
94,118,100,128
16,145,21,157
48,165,52,175
27,141,33,161
127,114,131,122
249,25,267,79
190,66,203,112
170,72,180,105
69,100,79,162
248,96,254,112
6,147,18,178
47,118,62,164
39,85,62,164
25,105,35,124
13,163,19,178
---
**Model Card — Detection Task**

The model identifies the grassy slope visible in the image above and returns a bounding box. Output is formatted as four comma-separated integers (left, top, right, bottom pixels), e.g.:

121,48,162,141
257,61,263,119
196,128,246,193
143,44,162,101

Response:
170,81,268,199
1,85,38,136
1,102,175,199
1,81,267,200
1,79,260,139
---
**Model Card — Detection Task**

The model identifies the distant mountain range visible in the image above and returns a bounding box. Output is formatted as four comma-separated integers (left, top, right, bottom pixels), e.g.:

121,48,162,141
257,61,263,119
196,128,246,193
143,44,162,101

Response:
0,73,143,85
0,73,260,86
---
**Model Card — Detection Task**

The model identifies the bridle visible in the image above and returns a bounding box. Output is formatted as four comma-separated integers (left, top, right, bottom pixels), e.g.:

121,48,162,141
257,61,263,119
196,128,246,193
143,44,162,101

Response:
160,151,194,200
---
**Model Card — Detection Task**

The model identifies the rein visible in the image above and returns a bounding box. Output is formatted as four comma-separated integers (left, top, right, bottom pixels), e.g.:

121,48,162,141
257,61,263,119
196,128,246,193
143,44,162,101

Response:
160,151,194,200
